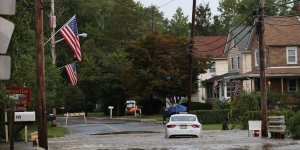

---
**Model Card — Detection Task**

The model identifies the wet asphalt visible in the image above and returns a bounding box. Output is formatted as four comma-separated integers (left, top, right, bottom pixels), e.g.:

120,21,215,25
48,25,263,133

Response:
1,117,300,150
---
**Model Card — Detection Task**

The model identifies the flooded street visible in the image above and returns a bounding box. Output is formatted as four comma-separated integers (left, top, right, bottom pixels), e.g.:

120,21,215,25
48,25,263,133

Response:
47,120,300,150
1,118,300,150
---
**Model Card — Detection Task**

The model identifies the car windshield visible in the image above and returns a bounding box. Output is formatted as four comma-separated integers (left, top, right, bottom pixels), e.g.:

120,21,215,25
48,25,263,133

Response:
171,116,196,122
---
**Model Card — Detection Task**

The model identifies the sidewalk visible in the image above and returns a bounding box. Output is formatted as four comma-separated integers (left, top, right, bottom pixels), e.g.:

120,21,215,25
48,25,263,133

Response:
0,142,45,150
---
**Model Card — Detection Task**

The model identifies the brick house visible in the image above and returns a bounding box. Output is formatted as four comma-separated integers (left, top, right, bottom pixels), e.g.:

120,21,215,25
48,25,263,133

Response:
192,36,227,102
226,16,300,104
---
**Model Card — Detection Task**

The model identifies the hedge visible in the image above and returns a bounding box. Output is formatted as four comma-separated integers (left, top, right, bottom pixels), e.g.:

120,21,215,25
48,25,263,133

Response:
192,109,295,129
239,109,295,129
192,109,240,124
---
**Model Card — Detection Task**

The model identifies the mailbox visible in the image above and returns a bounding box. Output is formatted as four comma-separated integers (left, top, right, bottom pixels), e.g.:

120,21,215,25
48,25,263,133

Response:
14,111,35,122
108,106,114,109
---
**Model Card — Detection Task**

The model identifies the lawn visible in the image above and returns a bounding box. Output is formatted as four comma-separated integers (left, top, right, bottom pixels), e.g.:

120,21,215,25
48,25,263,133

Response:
19,123,65,141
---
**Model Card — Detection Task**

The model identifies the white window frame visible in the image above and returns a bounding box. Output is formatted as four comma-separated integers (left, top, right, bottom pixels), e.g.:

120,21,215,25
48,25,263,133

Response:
255,50,259,66
209,62,216,73
287,79,297,92
286,47,297,64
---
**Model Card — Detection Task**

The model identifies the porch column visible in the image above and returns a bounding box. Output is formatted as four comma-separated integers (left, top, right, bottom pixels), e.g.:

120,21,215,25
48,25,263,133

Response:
224,81,227,100
219,83,222,100
281,77,283,95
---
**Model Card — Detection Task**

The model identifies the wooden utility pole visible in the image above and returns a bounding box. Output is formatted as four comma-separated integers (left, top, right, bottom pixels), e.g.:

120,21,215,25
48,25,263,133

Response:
187,0,196,112
35,0,48,149
258,0,268,137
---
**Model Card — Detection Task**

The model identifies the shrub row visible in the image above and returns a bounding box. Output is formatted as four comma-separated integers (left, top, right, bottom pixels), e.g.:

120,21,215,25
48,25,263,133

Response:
192,109,295,128
192,109,240,124
239,109,295,129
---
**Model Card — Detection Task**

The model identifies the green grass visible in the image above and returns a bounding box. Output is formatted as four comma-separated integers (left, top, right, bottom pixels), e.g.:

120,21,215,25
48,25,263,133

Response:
20,123,65,140
202,124,239,130
87,112,105,117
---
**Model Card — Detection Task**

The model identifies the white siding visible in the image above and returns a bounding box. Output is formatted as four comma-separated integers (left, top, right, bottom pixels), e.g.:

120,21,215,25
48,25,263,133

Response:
192,59,228,102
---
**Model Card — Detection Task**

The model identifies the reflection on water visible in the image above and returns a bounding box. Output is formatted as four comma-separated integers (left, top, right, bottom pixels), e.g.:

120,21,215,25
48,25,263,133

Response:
262,143,271,150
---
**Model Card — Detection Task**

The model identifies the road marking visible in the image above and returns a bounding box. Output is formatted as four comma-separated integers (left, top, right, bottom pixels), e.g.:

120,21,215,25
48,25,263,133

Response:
88,120,121,132
100,123,121,132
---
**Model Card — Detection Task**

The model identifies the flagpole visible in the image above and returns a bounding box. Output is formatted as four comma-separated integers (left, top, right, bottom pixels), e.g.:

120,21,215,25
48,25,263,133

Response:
44,14,77,45
57,61,77,70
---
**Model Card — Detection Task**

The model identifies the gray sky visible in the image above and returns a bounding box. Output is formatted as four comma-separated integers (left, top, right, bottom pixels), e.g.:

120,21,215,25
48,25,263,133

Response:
134,0,220,21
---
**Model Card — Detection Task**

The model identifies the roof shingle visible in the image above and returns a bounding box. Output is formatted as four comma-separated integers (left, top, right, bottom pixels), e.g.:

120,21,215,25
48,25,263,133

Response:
264,16,300,46
193,36,227,59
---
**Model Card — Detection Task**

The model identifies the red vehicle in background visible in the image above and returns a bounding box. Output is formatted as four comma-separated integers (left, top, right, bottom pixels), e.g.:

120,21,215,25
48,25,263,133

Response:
125,100,141,116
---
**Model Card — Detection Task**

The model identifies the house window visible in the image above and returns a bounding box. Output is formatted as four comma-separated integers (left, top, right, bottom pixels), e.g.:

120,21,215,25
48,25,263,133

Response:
231,57,234,70
209,62,216,73
287,79,297,92
286,47,297,64
237,56,240,69
255,50,259,66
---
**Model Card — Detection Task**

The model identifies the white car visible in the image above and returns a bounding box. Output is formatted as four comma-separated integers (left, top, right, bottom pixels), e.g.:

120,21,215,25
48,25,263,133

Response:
165,114,202,138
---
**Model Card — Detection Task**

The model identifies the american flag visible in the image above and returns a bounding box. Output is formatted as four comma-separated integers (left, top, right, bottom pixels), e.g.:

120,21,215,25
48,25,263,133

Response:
65,62,77,86
213,80,218,93
60,16,82,62
234,82,240,96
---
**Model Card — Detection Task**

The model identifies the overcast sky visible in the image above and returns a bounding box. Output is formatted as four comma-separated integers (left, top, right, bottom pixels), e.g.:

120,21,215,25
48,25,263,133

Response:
134,0,220,21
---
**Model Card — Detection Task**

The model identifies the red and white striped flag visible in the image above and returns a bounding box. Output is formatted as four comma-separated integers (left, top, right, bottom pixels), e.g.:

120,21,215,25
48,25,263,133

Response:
234,82,240,96
60,15,82,62
65,62,77,86
213,80,218,93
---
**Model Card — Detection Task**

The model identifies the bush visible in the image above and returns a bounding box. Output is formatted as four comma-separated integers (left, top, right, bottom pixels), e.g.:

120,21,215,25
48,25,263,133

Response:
231,91,260,113
183,102,212,110
239,110,295,130
239,111,261,129
267,92,284,109
214,100,230,110
192,109,238,124
288,110,300,139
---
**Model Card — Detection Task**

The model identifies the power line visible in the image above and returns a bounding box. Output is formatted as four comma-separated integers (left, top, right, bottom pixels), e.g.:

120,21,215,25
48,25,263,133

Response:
191,22,256,59
193,18,255,52
265,22,299,42
193,16,253,47
158,0,176,8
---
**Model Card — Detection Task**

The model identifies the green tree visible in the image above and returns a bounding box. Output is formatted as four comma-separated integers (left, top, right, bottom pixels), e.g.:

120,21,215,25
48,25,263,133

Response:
218,0,292,30
123,32,211,105
210,16,227,35
167,7,189,37
195,3,212,36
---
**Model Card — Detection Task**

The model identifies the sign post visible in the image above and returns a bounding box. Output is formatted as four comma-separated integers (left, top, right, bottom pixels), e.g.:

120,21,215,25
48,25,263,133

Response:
108,106,114,119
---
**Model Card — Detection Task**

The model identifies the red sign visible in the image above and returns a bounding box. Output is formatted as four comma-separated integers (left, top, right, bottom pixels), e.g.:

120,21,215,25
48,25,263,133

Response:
7,87,32,107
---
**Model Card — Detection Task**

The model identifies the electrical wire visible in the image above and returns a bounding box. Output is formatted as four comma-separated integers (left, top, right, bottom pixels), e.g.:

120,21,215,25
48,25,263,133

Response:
158,0,176,8
265,22,299,42
191,22,256,59
193,16,253,47
193,18,255,52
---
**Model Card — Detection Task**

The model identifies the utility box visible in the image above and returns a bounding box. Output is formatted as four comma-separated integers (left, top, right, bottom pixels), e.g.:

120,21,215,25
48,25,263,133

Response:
268,115,286,139
14,111,36,122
